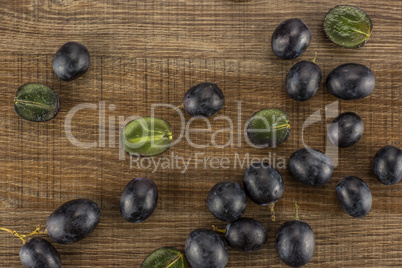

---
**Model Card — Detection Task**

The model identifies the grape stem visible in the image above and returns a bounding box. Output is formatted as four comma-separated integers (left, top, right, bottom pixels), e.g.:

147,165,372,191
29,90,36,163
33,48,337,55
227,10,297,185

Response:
176,103,184,110
212,225,226,234
0,225,47,244
295,202,300,221
269,203,276,222
312,52,318,64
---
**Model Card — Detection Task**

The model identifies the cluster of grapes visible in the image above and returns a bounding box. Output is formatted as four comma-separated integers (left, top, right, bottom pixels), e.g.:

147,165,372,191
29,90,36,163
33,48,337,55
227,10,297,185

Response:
3,4,401,268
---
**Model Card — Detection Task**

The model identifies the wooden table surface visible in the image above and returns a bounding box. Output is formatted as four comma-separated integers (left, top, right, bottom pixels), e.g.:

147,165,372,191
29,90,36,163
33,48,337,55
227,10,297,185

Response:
0,0,401,267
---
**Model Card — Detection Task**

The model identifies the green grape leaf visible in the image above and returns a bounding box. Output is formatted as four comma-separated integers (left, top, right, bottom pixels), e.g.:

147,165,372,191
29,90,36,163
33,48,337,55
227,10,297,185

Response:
324,5,373,48
141,247,188,268
121,117,172,157
14,83,60,122
246,108,290,147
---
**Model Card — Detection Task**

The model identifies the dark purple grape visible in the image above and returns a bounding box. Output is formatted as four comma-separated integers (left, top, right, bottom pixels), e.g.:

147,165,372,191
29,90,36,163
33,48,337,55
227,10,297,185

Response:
185,228,228,268
52,42,90,81
207,180,247,222
183,82,224,117
328,112,364,148
289,148,334,187
120,178,158,223
47,199,100,244
243,162,284,206
272,18,311,60
225,218,267,252
336,176,372,218
286,61,322,101
326,63,375,100
276,220,315,267
373,145,402,185
19,238,61,268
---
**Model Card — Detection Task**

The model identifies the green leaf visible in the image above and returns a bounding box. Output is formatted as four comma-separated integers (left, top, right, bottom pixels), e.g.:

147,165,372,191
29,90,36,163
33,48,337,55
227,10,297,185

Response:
324,5,373,48
121,117,172,157
141,247,188,268
14,83,60,122
246,108,290,147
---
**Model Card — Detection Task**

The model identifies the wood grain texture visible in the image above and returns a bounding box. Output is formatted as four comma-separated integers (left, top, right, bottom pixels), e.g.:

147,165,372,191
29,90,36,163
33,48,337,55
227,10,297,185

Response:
0,0,401,267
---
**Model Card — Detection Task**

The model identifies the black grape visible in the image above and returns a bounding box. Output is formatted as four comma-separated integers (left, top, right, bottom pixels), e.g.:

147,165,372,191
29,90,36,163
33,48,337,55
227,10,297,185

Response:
286,61,322,101
336,176,372,218
183,82,224,117
52,42,90,81
327,112,364,148
276,220,315,267
289,148,334,186
120,178,158,223
225,218,267,252
19,238,61,268
326,63,375,100
243,162,284,206
185,228,228,268
272,18,311,60
47,198,100,244
373,145,402,185
207,180,247,222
